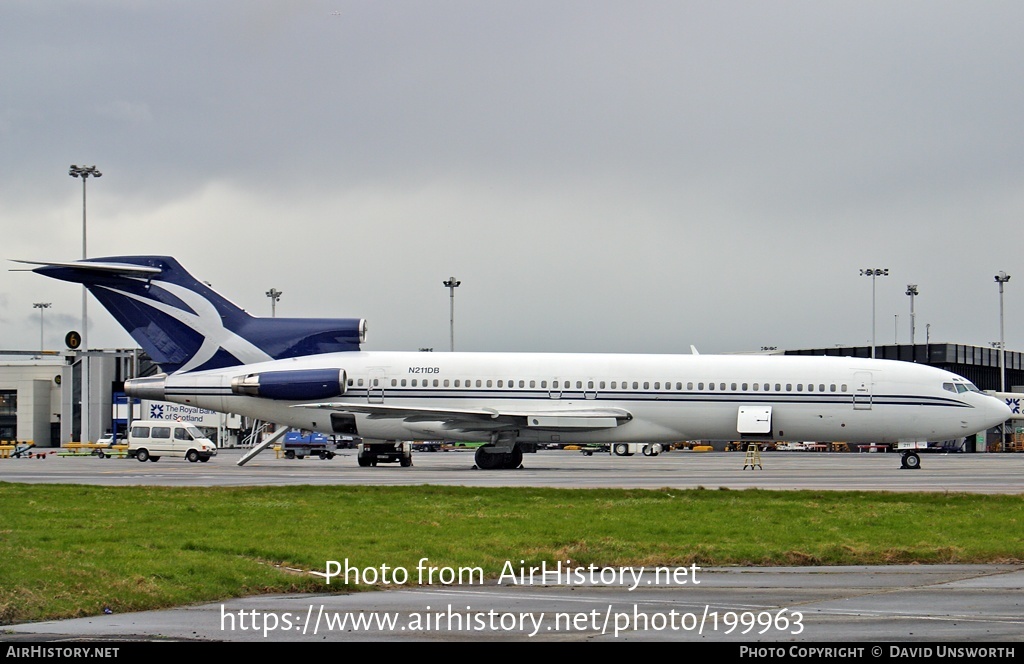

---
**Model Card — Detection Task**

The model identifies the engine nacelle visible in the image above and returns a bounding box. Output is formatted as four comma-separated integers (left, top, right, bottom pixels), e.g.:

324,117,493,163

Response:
231,368,347,401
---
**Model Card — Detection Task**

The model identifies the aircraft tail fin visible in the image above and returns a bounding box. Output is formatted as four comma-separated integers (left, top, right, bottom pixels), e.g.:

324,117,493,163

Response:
18,256,365,373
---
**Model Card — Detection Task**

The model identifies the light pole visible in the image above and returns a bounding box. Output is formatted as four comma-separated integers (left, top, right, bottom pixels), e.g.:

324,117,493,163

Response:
906,284,918,345
69,164,101,442
443,277,460,352
995,271,1010,450
995,272,1010,392
33,302,51,354
859,268,889,358
265,288,282,317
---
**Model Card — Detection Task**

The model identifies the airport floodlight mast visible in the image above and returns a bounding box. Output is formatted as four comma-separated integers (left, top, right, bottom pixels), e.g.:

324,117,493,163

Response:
859,268,889,358
33,302,51,355
443,277,460,352
69,164,101,443
995,272,1010,393
266,288,282,317
905,284,919,345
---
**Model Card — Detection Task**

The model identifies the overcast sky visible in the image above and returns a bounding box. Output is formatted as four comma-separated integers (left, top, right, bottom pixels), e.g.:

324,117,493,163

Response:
2,1,1022,359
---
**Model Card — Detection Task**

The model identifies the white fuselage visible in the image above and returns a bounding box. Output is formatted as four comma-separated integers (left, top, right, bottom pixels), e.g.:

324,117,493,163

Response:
132,351,1011,445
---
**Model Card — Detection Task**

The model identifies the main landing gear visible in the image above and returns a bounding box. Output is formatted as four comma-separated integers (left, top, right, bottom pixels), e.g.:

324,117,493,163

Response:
474,444,524,470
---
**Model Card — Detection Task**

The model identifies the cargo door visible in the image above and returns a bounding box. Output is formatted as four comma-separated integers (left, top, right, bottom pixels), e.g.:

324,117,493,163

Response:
737,406,772,435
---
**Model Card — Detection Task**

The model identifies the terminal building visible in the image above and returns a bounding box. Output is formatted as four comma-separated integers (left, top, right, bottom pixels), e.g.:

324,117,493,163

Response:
1,342,1021,449
0,350,242,448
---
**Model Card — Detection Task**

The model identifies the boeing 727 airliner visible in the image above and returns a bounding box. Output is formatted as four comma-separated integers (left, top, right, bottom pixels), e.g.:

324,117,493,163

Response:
22,256,1010,470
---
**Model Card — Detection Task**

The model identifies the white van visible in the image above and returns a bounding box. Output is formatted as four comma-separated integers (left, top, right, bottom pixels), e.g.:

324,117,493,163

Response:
128,421,217,463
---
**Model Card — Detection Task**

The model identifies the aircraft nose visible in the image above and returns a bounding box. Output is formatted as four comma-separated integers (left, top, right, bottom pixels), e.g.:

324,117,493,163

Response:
983,395,1013,428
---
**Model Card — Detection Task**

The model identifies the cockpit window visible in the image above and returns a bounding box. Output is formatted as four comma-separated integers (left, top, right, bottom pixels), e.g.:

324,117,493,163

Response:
947,379,981,394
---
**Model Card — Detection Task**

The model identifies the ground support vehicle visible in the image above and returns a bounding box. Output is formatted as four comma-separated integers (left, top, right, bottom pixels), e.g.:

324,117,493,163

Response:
128,421,217,463
611,442,664,457
357,440,413,467
281,431,340,459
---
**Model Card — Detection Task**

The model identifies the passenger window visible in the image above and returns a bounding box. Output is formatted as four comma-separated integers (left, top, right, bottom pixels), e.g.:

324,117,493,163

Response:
632,382,639,390
797,384,804,392
719,383,726,391
530,380,536,388
401,379,407,387
520,380,526,388
753,383,759,391
541,381,547,388
709,383,715,391
391,379,397,387
588,381,594,389
654,382,660,390
819,384,825,392
433,379,439,387
698,383,704,390
687,382,693,390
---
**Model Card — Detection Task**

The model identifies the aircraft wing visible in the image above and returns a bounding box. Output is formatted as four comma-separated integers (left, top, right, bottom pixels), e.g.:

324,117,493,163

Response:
295,401,632,431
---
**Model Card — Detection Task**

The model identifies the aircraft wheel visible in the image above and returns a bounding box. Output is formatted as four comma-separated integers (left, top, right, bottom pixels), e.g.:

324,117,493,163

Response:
136,449,150,462
504,446,524,469
901,452,921,470
474,446,503,470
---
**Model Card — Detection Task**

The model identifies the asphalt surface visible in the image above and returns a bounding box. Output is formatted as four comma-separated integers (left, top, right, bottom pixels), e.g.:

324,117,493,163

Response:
2,447,1022,644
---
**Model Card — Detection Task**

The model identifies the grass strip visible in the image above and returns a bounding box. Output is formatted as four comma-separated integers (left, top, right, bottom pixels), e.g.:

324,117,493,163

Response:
1,483,1022,624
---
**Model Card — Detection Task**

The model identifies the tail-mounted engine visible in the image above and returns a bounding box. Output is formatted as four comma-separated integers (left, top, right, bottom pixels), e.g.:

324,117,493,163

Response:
231,368,347,401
